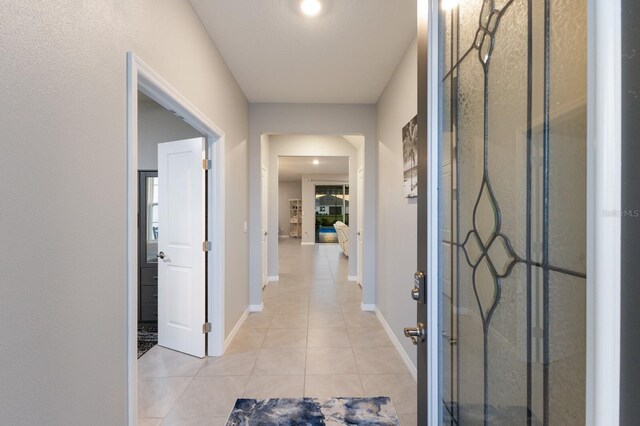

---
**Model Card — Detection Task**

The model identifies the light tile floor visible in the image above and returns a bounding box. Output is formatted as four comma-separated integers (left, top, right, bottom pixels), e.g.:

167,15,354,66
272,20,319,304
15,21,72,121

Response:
139,239,417,425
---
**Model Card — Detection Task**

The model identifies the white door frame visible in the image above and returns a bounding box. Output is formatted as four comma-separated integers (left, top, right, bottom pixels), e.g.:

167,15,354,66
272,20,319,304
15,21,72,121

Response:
126,52,226,425
261,165,269,287
422,0,621,424
356,165,365,285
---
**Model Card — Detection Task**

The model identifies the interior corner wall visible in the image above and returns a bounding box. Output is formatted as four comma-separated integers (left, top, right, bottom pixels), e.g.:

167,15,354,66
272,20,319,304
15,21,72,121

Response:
376,37,418,368
0,1,249,423
278,181,303,236
138,99,202,169
249,105,377,309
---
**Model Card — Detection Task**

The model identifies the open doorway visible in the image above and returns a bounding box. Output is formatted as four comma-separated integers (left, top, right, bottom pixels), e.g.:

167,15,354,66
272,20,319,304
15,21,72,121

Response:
126,53,227,423
277,155,351,256
136,92,203,358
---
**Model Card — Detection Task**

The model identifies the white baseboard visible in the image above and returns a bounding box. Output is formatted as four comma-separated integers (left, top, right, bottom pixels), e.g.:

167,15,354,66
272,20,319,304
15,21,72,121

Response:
360,302,376,312
278,235,289,239
375,307,418,382
223,308,249,353
347,275,358,282
249,302,264,312
301,242,315,246
268,275,279,282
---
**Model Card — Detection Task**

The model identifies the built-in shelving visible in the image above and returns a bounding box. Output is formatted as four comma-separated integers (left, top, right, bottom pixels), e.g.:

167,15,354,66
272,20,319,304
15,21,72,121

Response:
289,199,302,238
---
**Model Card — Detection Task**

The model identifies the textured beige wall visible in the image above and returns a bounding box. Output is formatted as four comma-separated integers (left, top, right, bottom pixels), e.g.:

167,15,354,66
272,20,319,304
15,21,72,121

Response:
0,1,248,424
376,37,418,369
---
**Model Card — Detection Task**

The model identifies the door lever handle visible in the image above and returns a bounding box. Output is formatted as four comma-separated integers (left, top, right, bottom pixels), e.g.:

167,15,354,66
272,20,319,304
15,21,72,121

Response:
404,322,426,345
156,251,166,260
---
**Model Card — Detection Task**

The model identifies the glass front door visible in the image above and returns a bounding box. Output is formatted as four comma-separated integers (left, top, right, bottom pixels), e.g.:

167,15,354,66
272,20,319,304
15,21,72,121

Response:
438,0,587,424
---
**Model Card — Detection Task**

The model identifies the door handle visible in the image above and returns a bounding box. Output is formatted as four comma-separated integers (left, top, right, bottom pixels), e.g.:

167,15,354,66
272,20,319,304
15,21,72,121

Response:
156,251,166,260
264,231,269,236
357,231,361,236
404,322,426,345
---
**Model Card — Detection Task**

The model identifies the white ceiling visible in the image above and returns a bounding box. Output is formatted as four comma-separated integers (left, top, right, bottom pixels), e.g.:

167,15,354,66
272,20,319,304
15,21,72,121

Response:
279,156,349,181
189,0,417,104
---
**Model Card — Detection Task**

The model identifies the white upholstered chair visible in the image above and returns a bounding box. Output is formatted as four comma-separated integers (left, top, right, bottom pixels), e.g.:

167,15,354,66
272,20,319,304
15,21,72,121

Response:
333,221,350,257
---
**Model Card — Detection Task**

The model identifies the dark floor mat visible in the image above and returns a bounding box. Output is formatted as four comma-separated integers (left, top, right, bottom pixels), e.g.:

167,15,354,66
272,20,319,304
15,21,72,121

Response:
138,325,158,359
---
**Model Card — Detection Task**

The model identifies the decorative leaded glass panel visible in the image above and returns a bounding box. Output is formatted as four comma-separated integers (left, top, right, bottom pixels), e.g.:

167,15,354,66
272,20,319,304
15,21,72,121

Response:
439,0,587,424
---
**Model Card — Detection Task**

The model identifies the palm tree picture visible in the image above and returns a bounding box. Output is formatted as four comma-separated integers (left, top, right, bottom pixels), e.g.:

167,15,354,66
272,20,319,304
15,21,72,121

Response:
402,115,418,198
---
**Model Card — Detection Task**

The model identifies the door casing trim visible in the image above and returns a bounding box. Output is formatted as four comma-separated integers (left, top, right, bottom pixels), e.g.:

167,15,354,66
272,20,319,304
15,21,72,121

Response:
126,52,227,425
422,0,441,424
586,0,621,424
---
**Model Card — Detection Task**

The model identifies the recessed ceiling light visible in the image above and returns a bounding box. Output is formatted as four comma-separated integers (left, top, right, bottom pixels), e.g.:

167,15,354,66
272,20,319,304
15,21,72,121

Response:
312,159,320,165
301,0,322,17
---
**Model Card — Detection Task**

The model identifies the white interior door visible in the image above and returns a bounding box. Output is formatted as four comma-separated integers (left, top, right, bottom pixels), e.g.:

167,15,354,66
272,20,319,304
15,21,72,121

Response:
157,137,206,358
357,166,364,285
261,166,268,287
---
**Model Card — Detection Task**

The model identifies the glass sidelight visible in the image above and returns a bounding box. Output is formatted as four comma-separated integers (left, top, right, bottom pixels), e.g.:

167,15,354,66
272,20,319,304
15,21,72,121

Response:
438,0,587,424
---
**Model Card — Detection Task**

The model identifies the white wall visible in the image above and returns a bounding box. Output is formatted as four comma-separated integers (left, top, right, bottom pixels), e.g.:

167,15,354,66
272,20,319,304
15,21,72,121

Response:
138,98,202,169
0,1,249,423
249,105,377,308
278,181,302,236
301,174,350,243
376,38,418,367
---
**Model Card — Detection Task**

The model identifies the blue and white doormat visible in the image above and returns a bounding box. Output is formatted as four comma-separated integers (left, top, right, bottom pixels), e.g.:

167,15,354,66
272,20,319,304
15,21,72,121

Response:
226,397,400,425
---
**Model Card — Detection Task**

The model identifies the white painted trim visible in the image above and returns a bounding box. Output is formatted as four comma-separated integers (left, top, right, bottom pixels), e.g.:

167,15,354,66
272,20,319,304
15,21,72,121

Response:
268,275,280,282
347,275,358,282
223,309,249,353
375,307,418,381
125,55,138,426
208,134,226,358
279,235,289,239
301,242,316,246
360,303,376,312
586,0,621,424
249,303,264,312
126,52,226,424
424,0,441,424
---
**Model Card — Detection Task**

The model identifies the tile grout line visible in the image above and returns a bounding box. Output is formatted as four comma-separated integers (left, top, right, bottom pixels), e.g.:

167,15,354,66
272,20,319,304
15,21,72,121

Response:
157,371,198,422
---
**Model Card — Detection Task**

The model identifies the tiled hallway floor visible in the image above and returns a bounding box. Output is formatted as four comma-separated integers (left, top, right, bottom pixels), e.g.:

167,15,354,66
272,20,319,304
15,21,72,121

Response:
138,239,417,425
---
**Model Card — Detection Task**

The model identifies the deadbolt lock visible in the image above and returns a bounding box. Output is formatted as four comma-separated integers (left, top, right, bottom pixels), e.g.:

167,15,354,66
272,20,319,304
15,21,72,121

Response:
411,287,421,301
412,271,426,304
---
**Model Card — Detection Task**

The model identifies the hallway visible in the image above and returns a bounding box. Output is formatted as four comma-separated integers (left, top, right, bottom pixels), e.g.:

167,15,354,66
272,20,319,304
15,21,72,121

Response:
138,239,416,425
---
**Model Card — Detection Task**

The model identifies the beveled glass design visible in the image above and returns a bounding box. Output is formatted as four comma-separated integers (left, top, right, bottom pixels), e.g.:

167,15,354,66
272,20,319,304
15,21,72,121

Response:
439,0,587,424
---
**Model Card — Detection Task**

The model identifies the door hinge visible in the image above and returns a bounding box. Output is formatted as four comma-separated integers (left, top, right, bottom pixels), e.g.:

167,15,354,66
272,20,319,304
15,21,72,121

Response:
202,322,212,334
202,159,212,170
202,241,212,251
